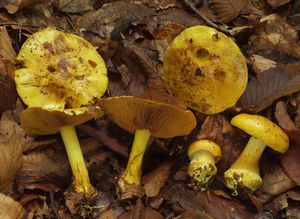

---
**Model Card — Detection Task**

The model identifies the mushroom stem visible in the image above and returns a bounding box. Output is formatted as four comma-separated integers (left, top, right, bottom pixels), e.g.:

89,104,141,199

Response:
231,137,266,173
60,126,95,197
121,129,151,185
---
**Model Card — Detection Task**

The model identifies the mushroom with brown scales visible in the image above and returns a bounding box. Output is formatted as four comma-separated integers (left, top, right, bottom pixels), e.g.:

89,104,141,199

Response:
14,27,108,198
102,96,197,199
187,139,221,191
224,113,289,196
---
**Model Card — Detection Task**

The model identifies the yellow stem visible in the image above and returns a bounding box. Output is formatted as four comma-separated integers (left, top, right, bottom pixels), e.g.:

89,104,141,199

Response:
190,150,215,166
231,137,266,173
122,129,151,185
60,126,95,197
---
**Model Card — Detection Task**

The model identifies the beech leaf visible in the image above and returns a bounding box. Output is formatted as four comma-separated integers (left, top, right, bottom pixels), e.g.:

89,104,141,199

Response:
209,0,249,23
0,193,26,218
238,65,300,112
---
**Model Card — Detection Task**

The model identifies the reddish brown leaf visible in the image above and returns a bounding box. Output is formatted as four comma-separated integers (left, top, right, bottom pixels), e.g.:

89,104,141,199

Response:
0,27,16,61
238,65,300,112
267,0,290,8
1,0,48,13
99,209,117,219
275,101,297,130
0,193,26,218
143,160,174,197
209,0,249,23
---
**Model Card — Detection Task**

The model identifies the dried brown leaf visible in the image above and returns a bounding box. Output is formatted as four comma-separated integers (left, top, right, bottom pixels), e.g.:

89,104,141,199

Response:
238,65,300,112
255,158,296,204
0,193,26,218
1,0,48,13
0,27,16,61
250,55,276,75
275,101,297,130
209,0,249,23
143,160,174,197
248,14,300,59
267,0,290,8
99,209,117,219
59,0,93,13
0,111,25,193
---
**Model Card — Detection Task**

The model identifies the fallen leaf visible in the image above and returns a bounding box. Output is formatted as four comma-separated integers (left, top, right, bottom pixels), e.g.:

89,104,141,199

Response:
99,209,117,219
263,192,289,214
128,0,180,10
0,111,25,193
238,65,300,112
248,14,300,60
175,210,214,219
197,114,247,186
275,101,297,130
255,158,296,204
285,202,300,218
0,193,26,218
250,54,277,75
143,160,174,197
209,0,249,23
119,199,164,219
1,0,48,14
0,27,16,61
59,0,93,13
267,0,290,8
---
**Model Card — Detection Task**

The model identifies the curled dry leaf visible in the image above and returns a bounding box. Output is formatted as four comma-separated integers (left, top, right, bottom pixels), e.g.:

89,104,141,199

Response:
275,101,297,131
255,158,296,204
250,55,276,75
209,0,249,23
248,14,300,59
143,160,174,197
59,0,93,13
0,27,16,61
0,111,25,194
0,193,26,218
1,0,48,14
238,65,300,112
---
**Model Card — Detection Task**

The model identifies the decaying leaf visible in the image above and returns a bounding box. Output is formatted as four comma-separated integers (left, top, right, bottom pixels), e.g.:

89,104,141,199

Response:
275,101,297,131
248,14,300,59
1,0,49,14
238,65,300,112
267,0,290,8
59,0,93,13
250,54,276,75
0,111,25,193
0,193,26,218
143,160,174,197
0,27,16,61
209,0,249,23
255,158,296,204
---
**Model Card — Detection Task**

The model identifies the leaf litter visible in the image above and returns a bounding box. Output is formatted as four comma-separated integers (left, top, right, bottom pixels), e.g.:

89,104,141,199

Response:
0,0,300,218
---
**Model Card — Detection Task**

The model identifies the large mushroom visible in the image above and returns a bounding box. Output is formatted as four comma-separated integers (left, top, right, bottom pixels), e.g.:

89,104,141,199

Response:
162,25,248,114
224,114,289,196
102,96,196,198
14,27,108,197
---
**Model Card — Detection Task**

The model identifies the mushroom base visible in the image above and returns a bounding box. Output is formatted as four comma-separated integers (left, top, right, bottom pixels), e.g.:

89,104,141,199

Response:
224,168,262,196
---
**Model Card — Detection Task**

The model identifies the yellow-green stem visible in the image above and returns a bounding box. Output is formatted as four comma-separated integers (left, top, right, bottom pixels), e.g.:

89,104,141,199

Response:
231,137,266,173
60,126,95,197
122,129,151,185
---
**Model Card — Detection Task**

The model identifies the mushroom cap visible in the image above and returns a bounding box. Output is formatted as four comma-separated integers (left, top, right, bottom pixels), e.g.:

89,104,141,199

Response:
188,139,221,162
162,25,248,114
15,27,108,110
231,113,289,153
21,106,103,135
102,96,196,138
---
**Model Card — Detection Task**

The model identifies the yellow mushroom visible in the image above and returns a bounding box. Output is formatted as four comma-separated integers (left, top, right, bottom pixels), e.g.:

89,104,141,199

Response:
14,27,108,198
224,114,289,196
102,96,196,198
188,140,221,191
162,25,248,114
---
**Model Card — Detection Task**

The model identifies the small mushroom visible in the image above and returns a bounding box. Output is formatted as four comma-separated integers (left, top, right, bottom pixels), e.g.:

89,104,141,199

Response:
188,140,221,191
102,96,196,198
14,27,108,198
162,25,248,114
224,113,289,196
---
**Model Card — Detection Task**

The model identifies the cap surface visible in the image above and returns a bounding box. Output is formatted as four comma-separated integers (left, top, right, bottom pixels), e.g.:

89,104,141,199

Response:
21,106,103,135
15,27,107,110
102,96,196,138
188,139,221,162
231,113,289,153
162,25,248,114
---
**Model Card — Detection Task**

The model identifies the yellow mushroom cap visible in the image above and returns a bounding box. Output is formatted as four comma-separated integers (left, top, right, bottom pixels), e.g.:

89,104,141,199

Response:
188,139,221,162
162,25,248,114
231,114,289,153
21,107,103,135
15,27,108,110
102,96,196,138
